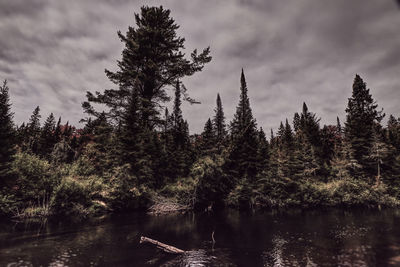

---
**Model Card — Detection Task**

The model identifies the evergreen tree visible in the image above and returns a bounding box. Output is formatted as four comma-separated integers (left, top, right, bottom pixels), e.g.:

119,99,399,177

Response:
118,89,142,169
336,116,342,136
213,93,226,145
0,80,15,187
54,117,62,144
83,6,211,129
387,115,400,150
171,80,189,150
256,127,269,171
226,69,259,181
293,112,301,133
201,118,215,154
27,106,41,154
299,102,321,147
345,74,384,179
39,113,57,157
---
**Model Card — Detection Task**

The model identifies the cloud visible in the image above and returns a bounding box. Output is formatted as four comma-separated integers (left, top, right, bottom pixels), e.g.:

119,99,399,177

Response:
0,0,399,134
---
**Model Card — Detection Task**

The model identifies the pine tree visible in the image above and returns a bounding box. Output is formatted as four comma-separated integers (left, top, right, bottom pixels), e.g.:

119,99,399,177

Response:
83,6,211,129
345,74,384,179
213,93,226,145
0,80,15,187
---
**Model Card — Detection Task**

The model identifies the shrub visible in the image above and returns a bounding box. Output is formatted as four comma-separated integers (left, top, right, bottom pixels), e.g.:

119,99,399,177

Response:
191,156,232,209
50,177,91,216
12,152,60,203
108,165,151,211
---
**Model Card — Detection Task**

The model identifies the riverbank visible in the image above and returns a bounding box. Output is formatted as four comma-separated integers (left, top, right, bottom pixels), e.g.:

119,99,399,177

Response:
2,171,399,223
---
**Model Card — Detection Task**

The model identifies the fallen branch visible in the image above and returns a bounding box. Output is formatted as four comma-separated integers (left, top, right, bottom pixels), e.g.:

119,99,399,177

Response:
140,236,185,254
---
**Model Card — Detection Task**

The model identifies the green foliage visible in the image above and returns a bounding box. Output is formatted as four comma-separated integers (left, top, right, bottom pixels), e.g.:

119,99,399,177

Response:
159,177,197,206
345,75,384,179
0,80,15,187
227,69,260,181
213,93,227,146
108,165,151,211
0,190,18,217
4,6,400,221
192,156,231,209
12,152,60,203
51,177,92,216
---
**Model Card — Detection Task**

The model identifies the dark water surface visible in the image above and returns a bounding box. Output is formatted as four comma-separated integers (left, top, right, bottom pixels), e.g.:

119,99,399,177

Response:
1,209,400,266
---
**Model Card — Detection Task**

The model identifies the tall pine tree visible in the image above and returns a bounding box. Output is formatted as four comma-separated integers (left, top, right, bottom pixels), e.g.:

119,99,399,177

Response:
83,6,211,129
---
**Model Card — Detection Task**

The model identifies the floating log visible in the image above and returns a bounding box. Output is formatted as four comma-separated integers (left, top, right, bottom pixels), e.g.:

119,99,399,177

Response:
140,236,185,254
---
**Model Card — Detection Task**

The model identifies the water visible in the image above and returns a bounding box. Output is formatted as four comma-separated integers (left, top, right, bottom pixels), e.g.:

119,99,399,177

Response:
1,209,400,266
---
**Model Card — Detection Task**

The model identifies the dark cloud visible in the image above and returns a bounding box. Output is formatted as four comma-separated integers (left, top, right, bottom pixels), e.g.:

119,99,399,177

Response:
0,0,399,134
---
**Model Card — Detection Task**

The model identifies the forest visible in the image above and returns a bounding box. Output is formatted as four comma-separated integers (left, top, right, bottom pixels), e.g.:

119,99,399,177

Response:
1,6,400,220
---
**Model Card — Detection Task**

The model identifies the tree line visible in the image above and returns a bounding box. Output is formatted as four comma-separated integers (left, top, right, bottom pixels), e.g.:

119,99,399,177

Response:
1,6,400,217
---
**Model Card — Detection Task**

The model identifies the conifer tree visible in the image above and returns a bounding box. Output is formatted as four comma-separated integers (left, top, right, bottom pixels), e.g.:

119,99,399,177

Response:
201,118,215,154
336,117,342,136
345,74,384,179
27,106,41,153
256,127,269,171
293,112,301,133
39,113,57,157
387,115,400,150
54,117,62,144
0,80,15,187
119,89,142,168
227,69,259,180
83,6,211,129
213,93,226,145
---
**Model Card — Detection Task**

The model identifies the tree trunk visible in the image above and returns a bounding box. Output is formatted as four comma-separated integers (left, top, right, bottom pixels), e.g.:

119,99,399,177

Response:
140,236,185,254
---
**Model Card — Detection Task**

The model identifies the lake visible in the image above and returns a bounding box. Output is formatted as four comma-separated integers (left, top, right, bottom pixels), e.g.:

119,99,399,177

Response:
1,209,400,266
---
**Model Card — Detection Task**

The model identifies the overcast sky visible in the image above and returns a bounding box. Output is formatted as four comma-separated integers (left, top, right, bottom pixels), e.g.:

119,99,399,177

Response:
1,0,399,134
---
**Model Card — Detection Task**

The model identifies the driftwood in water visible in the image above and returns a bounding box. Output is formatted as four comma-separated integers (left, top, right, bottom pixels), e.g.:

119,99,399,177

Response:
140,236,185,254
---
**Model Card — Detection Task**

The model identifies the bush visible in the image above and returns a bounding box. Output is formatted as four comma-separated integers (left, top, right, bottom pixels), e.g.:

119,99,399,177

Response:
159,176,197,206
191,156,232,210
0,190,18,217
12,152,60,203
108,165,151,211
50,177,92,216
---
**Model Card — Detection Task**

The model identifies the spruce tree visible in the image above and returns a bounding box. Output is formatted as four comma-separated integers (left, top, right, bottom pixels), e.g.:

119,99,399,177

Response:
169,81,191,178
201,118,215,154
345,74,384,179
387,115,400,150
227,69,259,180
27,106,41,154
213,93,226,145
39,113,57,157
0,80,15,187
256,127,269,172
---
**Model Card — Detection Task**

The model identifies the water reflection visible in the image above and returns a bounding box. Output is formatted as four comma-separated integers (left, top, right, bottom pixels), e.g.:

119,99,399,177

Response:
1,209,400,266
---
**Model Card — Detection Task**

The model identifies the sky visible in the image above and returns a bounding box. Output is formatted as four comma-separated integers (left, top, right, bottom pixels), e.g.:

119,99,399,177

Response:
1,0,399,134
